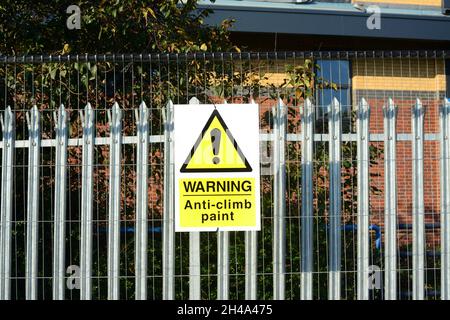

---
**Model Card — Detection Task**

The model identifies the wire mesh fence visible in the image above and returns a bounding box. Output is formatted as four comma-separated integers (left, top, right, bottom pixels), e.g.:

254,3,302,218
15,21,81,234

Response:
0,51,449,300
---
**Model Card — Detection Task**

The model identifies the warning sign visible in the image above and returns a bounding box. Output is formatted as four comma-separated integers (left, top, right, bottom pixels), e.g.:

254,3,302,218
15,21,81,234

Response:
180,110,252,173
174,103,260,232
179,178,255,227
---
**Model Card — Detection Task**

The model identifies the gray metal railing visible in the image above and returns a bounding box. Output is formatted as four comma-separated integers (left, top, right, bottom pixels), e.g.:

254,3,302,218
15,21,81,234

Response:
0,51,449,300
1,97,449,299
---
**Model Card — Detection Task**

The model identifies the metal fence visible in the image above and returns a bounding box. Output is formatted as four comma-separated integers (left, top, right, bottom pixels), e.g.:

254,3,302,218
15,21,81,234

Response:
0,51,449,300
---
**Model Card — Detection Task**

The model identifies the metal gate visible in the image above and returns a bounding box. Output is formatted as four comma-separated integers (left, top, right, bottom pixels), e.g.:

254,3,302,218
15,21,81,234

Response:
0,51,449,300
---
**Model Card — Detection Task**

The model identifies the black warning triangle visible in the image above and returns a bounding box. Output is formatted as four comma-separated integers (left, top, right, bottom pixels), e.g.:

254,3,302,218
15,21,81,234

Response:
180,109,252,173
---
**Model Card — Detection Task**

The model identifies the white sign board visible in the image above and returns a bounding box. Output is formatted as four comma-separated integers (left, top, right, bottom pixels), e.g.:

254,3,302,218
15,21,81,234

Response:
174,103,260,232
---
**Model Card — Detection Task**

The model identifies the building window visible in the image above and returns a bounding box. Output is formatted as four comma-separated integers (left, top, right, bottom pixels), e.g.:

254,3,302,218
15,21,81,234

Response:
446,60,450,98
315,60,351,131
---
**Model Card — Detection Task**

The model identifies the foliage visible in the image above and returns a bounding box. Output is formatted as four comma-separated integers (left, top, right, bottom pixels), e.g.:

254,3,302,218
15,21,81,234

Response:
279,59,337,103
0,0,385,300
0,0,242,111
0,0,238,55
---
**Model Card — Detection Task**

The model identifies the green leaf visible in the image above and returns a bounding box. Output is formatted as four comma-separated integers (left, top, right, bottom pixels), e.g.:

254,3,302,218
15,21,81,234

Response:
50,67,57,80
81,74,89,88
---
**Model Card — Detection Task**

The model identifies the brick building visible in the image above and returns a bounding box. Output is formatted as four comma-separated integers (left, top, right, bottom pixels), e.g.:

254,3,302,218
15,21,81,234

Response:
201,0,450,249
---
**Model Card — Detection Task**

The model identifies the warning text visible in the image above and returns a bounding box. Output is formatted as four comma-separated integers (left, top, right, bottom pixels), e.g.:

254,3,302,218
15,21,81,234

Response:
179,177,256,228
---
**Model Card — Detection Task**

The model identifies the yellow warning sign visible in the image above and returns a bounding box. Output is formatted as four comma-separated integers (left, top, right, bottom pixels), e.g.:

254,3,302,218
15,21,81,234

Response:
174,103,260,232
180,109,252,172
179,177,256,228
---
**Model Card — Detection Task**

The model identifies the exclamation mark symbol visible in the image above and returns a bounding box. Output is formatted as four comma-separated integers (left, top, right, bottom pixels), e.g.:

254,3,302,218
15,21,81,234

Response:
211,128,221,164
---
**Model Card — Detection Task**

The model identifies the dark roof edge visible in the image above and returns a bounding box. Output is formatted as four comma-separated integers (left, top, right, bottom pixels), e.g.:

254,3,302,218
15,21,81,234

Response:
198,1,450,41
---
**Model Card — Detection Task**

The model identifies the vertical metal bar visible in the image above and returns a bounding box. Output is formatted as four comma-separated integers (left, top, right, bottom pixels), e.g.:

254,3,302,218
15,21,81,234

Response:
0,107,15,300
245,231,258,300
25,106,40,300
217,232,229,300
80,103,95,300
217,96,230,300
135,101,149,300
273,98,286,300
245,96,258,300
189,232,201,300
412,99,425,300
328,97,342,300
188,97,201,300
217,98,230,300
384,98,397,300
357,98,370,300
163,100,175,300
53,105,68,300
441,98,450,300
245,98,258,301
107,102,122,300
272,100,280,300
301,98,314,300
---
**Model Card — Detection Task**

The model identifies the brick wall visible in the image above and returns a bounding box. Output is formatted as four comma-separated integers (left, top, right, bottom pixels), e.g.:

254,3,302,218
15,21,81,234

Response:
352,58,447,94
353,57,446,248
235,57,447,248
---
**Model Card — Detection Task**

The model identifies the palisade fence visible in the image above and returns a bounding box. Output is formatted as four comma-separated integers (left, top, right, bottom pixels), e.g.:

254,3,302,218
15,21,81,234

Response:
0,51,449,300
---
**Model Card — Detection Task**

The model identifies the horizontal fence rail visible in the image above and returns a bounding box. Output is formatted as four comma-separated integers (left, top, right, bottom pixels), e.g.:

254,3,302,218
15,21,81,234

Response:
1,51,450,64
0,51,449,300
0,132,447,147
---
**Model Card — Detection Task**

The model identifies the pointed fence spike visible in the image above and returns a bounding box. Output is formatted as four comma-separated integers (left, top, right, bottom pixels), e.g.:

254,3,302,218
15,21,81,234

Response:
189,97,200,105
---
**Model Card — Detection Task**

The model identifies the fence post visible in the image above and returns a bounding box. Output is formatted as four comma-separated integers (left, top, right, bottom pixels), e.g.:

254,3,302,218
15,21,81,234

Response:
301,98,314,300
412,98,425,300
185,97,202,300
357,98,370,300
80,103,95,300
189,232,201,299
163,100,175,300
440,98,450,300
383,98,397,300
217,98,230,300
328,97,342,300
245,231,258,300
0,107,15,300
245,99,258,301
53,105,68,300
273,98,286,300
135,101,149,300
25,106,40,300
217,231,229,300
107,102,122,300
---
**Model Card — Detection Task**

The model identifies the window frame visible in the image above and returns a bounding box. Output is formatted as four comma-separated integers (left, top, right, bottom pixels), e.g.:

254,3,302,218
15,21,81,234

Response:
446,59,450,98
314,59,352,120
